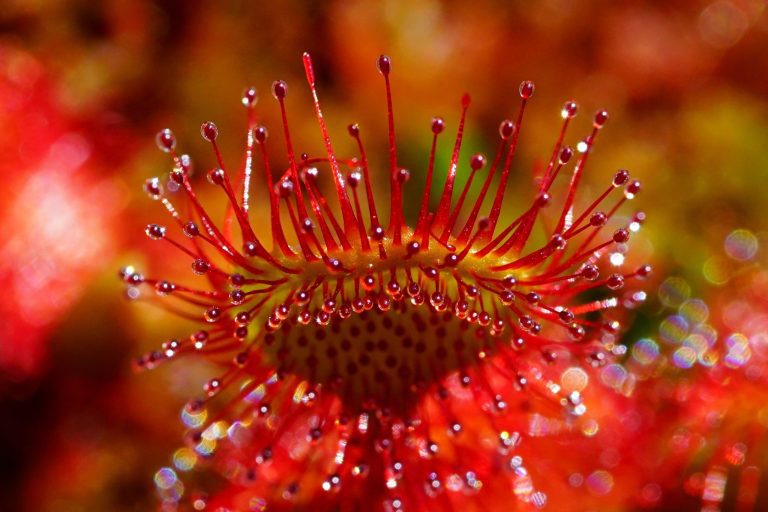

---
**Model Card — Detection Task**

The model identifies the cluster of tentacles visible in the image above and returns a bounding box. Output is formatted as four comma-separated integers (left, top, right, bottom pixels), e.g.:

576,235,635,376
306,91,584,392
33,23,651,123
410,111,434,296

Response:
123,53,650,511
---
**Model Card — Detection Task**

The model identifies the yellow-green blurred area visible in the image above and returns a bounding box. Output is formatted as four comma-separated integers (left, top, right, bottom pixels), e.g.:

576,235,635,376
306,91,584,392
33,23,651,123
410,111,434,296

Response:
0,1,766,510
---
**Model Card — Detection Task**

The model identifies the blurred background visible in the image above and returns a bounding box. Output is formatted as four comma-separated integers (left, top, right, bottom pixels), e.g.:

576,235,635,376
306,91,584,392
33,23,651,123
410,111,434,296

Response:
0,0,766,510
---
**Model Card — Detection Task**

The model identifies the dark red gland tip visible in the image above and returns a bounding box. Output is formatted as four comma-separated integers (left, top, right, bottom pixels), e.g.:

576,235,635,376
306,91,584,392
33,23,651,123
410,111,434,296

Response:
561,101,578,119
201,121,219,142
470,154,486,171
155,128,176,153
519,80,535,99
594,109,609,128
377,55,391,76
606,274,625,290
613,228,630,244
145,224,166,240
241,86,258,107
207,168,225,185
431,117,445,134
590,212,608,227
182,221,199,237
499,119,514,139
626,180,642,197
613,169,630,187
192,259,210,275
582,264,600,280
254,125,268,143
144,178,163,199
271,80,288,99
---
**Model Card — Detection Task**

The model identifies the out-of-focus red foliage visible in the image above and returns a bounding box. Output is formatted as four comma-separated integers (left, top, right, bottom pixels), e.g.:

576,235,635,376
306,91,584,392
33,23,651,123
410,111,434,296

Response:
0,45,123,378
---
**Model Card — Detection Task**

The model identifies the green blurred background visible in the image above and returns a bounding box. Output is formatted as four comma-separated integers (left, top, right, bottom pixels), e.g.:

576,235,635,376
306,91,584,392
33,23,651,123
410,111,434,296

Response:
0,1,766,510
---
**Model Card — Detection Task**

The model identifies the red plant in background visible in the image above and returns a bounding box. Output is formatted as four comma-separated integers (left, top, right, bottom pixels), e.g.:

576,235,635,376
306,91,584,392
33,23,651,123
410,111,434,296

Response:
0,45,119,379
125,53,649,511
624,242,768,511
